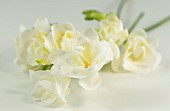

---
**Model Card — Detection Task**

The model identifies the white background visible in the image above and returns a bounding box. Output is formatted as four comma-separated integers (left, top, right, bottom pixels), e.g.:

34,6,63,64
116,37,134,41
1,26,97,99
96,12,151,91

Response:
0,0,170,111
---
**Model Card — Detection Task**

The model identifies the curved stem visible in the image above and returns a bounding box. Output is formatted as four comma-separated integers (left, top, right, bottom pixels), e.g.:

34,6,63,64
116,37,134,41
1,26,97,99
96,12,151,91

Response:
117,0,128,18
129,12,145,33
145,15,170,32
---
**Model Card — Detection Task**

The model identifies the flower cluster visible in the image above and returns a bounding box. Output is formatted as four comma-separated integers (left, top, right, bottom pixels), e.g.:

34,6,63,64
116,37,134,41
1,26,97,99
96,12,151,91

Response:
15,17,114,106
15,14,161,106
15,9,164,106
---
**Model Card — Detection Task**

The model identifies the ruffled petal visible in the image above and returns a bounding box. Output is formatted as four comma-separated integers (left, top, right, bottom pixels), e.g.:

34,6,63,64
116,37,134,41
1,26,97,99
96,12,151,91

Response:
15,29,36,65
31,80,58,106
49,49,71,65
51,65,71,102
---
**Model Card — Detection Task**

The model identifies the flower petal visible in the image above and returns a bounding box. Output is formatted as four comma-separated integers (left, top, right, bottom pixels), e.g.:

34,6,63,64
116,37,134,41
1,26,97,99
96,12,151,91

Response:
111,56,127,73
15,29,36,65
51,24,65,47
42,35,56,52
51,65,71,102
83,28,99,41
49,49,71,65
61,62,89,78
109,39,120,59
130,29,147,38
62,22,75,31
34,17,50,34
61,37,73,51
79,72,101,90
31,80,58,106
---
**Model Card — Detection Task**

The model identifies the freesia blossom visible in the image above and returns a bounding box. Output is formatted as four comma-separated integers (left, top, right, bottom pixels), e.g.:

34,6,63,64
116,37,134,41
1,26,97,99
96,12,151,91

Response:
111,29,161,73
30,65,71,106
98,12,128,47
98,13,129,59
49,28,114,90
15,17,51,69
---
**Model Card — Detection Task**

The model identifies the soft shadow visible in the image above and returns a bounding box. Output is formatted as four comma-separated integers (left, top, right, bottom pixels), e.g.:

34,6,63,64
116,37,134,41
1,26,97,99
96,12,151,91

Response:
5,89,33,105
101,62,113,73
66,79,85,107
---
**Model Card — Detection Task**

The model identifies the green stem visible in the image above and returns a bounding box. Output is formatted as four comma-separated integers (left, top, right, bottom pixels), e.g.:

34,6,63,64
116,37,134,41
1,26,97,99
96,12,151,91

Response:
129,12,145,33
145,15,170,32
117,0,128,18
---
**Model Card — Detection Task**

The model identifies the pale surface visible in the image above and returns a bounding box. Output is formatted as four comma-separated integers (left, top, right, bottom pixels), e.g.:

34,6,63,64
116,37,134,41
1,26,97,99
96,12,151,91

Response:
0,0,170,111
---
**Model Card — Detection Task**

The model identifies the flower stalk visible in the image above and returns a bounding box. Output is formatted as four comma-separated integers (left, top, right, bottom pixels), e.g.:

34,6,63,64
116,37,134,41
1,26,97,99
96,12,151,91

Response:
129,12,145,33
145,15,170,32
117,0,128,18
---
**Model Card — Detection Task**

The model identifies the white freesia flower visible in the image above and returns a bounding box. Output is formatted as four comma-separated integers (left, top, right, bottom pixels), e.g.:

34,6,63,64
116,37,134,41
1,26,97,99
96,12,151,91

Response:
50,28,113,90
111,29,161,73
30,65,71,106
15,17,51,68
99,12,128,47
32,80,63,106
98,12,129,59
51,23,80,52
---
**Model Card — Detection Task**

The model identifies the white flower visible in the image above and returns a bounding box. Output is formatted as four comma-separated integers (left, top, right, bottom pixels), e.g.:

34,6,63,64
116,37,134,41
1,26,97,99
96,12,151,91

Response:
111,29,162,73
15,17,52,68
31,80,63,106
51,23,80,52
97,12,130,60
98,12,128,47
49,28,113,90
30,65,71,106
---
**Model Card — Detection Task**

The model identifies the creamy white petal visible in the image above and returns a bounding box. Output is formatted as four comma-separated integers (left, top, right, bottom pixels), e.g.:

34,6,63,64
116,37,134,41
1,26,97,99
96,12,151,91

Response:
111,56,126,73
62,22,75,31
130,29,147,38
61,62,89,78
20,29,36,44
51,65,71,102
83,28,99,41
51,24,65,47
15,29,36,65
151,49,162,67
61,38,73,51
109,39,120,59
34,17,50,34
79,72,101,90
41,34,56,52
31,80,59,106
49,49,71,65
